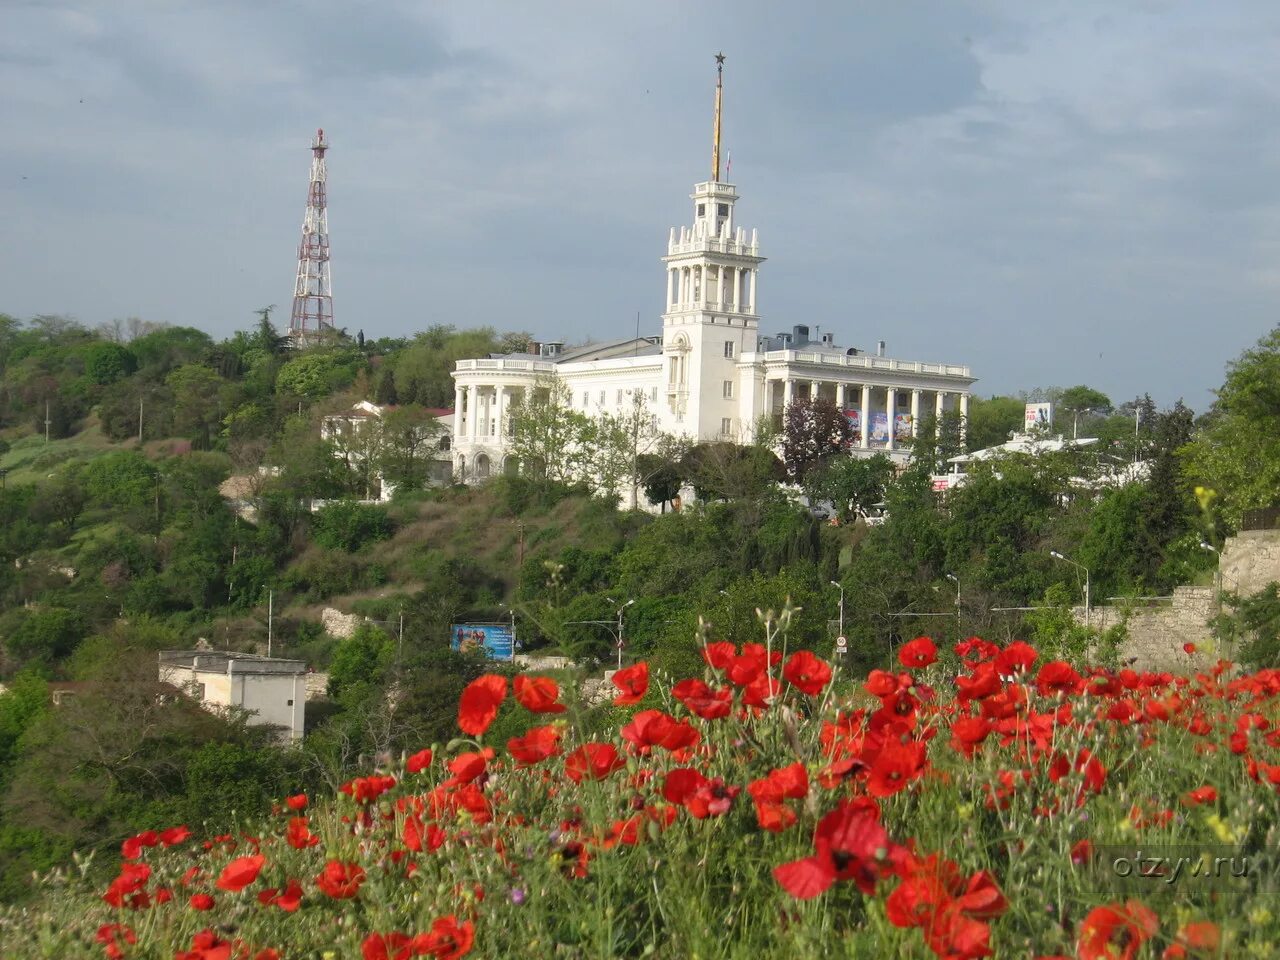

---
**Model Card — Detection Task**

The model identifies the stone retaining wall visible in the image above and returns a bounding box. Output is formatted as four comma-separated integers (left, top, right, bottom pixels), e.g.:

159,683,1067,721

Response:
1076,585,1217,672
1220,530,1280,598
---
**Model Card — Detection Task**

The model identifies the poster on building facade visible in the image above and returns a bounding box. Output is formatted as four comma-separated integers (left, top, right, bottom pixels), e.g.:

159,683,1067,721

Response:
451,623,515,660
894,413,912,439
871,412,889,443
843,409,861,438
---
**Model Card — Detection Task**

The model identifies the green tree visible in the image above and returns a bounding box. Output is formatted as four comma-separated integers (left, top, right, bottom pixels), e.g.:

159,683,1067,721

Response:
506,377,593,487
1183,325,1280,526
964,396,1024,451
804,453,894,521
81,342,137,386
781,395,853,482
166,364,226,449
374,369,399,406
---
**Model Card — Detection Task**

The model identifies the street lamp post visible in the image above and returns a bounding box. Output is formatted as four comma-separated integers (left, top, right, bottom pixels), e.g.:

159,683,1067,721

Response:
829,581,845,640
606,597,635,671
1049,550,1090,628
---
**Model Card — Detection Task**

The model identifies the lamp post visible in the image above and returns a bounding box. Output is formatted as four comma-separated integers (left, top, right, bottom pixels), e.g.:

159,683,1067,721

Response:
1049,550,1089,627
606,597,635,671
829,580,845,640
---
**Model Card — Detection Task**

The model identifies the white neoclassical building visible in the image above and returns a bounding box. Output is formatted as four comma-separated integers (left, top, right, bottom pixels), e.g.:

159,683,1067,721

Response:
451,60,975,483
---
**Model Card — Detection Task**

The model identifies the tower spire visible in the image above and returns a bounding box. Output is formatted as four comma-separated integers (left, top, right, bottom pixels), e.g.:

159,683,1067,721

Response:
289,127,334,345
712,52,725,182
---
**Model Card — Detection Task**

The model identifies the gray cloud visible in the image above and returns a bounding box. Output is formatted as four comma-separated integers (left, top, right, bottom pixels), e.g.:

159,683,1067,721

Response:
3,1,1280,410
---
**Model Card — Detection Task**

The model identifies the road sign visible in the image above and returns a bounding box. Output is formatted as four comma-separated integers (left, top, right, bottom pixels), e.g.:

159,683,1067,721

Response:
835,636,848,655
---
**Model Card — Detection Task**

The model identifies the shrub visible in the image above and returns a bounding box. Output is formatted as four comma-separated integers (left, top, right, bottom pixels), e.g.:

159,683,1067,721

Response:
311,501,394,553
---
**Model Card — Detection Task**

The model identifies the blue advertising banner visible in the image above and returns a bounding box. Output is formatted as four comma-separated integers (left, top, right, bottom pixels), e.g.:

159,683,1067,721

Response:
451,623,514,660
871,412,889,443
842,408,861,438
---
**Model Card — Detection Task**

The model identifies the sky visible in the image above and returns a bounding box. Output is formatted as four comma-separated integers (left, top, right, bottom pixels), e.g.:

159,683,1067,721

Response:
5,2,1280,411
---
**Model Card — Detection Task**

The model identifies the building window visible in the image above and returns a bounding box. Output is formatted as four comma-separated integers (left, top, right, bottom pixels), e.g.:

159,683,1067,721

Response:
697,203,706,218
721,418,732,436
616,389,623,405
724,340,735,358
651,386,658,402
598,390,605,406
287,699,294,706
723,380,734,399
582,392,589,408
718,203,729,217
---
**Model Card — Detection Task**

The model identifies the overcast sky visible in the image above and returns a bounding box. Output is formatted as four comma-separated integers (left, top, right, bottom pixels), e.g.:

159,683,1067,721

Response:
5,2,1280,410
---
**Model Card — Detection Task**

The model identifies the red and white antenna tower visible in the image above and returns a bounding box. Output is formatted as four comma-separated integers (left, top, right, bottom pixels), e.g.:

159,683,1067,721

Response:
289,128,333,343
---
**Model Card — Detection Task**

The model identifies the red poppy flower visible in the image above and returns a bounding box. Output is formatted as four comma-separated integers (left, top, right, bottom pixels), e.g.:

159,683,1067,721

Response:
188,893,215,911
1183,785,1218,806
411,915,475,959
885,852,1007,959
95,924,137,960
950,716,991,757
160,825,192,847
285,793,308,811
1036,661,1084,697
1077,899,1159,960
773,799,901,899
783,650,832,696
611,661,650,705
341,774,397,804
121,830,159,860
259,878,304,912
994,641,1038,676
102,862,151,908
406,748,434,774
507,724,562,765
286,816,319,849
514,674,567,714
620,710,700,753
702,641,736,671
1183,642,1197,655
363,932,414,960
315,860,366,899
444,749,493,787
672,678,734,719
175,929,235,960
898,637,937,669
662,768,740,818
564,743,626,783
867,739,927,798
215,853,265,892
457,674,507,736
403,815,446,854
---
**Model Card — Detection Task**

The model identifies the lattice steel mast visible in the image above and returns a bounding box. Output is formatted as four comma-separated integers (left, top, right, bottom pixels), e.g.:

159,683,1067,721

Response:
289,128,333,343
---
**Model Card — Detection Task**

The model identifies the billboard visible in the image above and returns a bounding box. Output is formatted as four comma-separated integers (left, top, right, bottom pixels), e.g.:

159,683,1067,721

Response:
842,408,861,439
451,623,514,660
1025,402,1053,431
894,413,912,439
871,412,890,443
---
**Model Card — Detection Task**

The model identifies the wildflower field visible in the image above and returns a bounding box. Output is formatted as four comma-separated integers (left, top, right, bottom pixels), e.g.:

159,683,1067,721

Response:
6,630,1279,959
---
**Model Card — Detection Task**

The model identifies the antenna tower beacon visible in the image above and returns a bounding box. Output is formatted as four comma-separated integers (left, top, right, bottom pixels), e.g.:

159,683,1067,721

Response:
289,128,334,343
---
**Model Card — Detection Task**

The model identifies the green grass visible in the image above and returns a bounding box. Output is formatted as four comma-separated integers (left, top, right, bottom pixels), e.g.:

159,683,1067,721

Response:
0,423,117,486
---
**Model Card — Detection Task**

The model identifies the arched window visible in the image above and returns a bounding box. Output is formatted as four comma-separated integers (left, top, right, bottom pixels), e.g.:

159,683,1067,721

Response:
475,453,491,479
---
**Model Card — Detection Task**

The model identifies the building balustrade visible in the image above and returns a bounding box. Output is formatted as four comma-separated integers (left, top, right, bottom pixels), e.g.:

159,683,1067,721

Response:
762,350,969,378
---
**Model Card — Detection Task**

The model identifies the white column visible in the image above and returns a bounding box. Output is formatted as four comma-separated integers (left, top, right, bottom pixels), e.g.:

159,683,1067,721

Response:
860,384,871,449
783,378,794,406
959,393,969,443
887,388,897,451
494,386,506,440
935,391,945,421
730,267,739,312
911,389,921,438
666,268,674,308
836,382,846,409
748,269,757,313
465,386,478,440
454,387,464,438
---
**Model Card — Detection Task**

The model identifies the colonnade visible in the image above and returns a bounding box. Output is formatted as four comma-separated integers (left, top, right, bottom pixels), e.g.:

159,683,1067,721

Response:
769,379,968,450
454,384,527,442
666,263,757,313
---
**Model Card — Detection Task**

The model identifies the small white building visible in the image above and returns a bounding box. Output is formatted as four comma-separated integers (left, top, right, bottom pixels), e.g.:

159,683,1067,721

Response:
451,62,975,483
158,651,308,743
320,400,454,500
